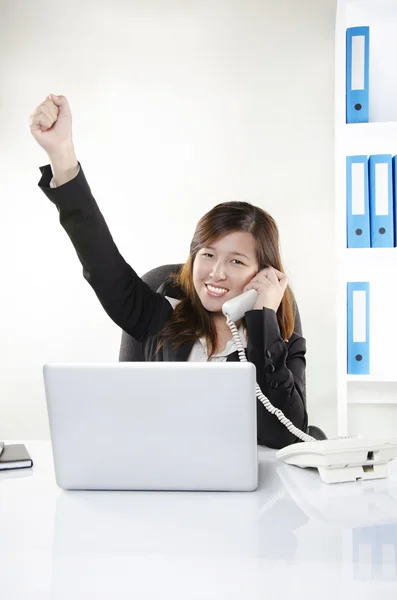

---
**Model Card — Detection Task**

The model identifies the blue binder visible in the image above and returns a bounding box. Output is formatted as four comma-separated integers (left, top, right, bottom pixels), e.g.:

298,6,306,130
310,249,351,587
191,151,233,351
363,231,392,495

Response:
347,282,370,375
393,156,397,247
346,156,370,247
346,26,369,123
369,154,394,247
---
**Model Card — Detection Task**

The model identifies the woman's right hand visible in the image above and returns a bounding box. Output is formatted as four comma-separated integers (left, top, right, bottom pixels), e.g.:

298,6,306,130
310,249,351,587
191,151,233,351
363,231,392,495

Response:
29,94,74,157
29,94,78,185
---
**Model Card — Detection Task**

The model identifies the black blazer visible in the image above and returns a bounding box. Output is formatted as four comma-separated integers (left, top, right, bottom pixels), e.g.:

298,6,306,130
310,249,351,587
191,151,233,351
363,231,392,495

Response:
38,162,308,449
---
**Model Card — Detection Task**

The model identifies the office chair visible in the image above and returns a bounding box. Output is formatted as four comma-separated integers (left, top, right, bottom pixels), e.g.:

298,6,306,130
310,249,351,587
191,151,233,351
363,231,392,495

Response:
119,263,327,441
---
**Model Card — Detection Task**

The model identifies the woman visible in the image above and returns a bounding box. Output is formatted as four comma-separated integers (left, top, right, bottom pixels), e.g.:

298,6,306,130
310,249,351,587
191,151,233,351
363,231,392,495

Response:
29,94,308,449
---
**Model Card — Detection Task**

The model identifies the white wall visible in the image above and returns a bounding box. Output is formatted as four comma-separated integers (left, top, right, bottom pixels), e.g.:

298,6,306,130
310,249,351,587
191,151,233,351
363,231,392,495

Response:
0,0,337,440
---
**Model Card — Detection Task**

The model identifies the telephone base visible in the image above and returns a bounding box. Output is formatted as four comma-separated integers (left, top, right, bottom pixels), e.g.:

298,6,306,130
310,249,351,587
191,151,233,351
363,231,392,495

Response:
276,436,397,484
317,462,388,484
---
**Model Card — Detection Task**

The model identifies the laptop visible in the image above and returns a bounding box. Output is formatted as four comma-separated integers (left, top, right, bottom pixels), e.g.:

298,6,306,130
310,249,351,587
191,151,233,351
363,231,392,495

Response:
43,362,258,492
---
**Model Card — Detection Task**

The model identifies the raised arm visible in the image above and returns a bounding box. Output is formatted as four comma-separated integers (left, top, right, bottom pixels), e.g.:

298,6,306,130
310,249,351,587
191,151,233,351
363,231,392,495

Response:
29,94,166,341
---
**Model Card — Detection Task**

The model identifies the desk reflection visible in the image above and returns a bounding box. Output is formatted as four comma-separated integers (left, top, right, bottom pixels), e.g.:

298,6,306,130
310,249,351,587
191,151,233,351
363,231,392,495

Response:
51,462,306,558
353,525,397,581
49,461,308,598
49,458,397,599
0,468,33,482
277,463,397,582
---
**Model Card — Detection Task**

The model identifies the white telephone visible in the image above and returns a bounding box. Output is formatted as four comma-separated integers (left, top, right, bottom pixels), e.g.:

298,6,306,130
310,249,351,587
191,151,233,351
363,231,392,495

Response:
222,288,258,323
221,290,397,484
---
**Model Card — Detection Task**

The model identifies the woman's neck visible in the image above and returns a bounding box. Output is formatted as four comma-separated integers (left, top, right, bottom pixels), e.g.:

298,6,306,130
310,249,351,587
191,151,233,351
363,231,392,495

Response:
212,312,241,331
212,313,242,354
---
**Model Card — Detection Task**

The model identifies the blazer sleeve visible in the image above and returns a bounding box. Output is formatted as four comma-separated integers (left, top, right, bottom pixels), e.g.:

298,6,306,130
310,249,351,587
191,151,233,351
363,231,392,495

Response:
37,162,167,341
244,308,308,449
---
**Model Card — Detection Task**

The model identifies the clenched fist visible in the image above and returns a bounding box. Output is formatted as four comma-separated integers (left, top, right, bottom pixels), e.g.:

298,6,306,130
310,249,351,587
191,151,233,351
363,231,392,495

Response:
29,94,78,186
29,94,74,157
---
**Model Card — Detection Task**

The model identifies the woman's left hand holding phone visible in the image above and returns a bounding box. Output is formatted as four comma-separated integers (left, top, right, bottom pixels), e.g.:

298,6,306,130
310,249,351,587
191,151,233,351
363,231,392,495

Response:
244,267,288,313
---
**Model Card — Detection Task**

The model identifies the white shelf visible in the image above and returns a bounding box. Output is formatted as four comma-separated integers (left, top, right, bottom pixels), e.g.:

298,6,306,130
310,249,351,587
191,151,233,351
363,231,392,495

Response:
335,0,397,434
345,121,397,135
347,375,397,383
348,397,397,405
347,379,397,405
343,122,397,155
342,253,397,298
345,247,397,258
343,248,397,276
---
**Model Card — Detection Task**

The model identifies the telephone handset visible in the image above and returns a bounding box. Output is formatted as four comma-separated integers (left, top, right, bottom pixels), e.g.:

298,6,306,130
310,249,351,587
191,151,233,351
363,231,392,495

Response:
221,289,257,323
221,265,271,321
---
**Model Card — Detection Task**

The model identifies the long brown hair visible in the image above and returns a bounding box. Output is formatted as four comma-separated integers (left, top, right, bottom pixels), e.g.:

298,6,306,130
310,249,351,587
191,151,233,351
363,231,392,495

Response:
157,201,296,356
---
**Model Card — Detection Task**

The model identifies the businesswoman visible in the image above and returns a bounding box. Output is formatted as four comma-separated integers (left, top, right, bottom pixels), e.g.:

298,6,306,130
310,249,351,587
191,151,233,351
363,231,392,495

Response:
29,94,308,449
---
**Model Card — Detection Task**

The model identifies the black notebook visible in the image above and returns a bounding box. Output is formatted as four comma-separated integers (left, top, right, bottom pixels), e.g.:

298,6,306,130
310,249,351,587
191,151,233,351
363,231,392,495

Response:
0,444,33,470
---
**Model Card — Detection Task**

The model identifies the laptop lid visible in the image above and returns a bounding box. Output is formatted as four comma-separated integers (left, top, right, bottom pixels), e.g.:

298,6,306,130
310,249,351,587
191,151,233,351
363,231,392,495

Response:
43,362,258,491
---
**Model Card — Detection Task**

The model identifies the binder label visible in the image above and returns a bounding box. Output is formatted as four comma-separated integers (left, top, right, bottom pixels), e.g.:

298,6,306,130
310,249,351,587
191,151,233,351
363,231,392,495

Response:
352,35,365,90
353,290,367,342
375,163,389,216
352,162,365,214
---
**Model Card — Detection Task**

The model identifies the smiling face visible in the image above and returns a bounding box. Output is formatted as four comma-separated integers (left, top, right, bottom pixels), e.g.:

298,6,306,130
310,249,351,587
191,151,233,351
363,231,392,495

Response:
192,230,259,314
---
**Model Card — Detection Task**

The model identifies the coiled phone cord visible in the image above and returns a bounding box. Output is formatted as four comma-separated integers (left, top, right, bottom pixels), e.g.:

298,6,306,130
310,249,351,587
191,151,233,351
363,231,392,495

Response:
226,316,315,443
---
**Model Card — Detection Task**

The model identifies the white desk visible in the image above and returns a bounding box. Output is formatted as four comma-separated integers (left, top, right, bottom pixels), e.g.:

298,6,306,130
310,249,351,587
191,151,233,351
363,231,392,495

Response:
1,442,397,599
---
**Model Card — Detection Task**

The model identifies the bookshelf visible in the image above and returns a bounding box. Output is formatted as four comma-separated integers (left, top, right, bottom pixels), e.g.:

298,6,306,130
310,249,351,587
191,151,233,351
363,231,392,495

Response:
335,0,397,435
